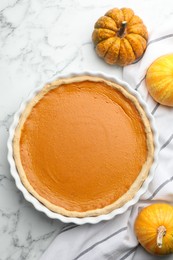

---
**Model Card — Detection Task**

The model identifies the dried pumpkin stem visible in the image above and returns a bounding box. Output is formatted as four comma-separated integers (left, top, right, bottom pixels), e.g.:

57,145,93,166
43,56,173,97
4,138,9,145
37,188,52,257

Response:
157,226,166,248
118,21,127,37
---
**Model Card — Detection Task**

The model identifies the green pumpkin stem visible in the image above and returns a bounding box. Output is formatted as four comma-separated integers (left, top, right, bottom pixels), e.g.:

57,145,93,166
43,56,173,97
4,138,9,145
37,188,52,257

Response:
157,226,166,248
118,21,127,37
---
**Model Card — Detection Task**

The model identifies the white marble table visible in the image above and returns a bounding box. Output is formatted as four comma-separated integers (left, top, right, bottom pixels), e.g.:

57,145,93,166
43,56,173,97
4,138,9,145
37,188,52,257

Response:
0,0,173,259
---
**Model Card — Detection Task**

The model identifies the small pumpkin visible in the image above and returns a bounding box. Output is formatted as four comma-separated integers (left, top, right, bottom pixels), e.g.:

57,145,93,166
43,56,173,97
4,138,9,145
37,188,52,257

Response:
146,54,173,107
135,203,173,255
92,7,148,66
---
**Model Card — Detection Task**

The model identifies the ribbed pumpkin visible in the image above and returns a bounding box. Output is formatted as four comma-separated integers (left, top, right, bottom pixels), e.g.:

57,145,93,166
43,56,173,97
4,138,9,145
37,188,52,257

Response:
135,203,173,255
92,8,148,66
146,54,173,106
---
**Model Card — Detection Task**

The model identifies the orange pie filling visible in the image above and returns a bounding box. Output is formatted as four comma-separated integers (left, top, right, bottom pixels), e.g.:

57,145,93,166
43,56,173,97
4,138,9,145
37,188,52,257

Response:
15,78,153,216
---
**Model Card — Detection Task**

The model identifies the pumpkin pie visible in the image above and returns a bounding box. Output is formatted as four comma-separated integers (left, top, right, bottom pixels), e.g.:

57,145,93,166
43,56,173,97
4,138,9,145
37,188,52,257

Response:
13,76,154,217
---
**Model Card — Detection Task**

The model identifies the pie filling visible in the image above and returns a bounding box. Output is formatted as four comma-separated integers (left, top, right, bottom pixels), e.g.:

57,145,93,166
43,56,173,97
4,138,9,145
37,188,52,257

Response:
18,80,148,213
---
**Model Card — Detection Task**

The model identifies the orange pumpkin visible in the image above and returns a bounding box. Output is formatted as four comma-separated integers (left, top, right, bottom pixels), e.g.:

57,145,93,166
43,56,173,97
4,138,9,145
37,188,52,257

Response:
146,54,173,106
135,203,173,255
92,7,148,66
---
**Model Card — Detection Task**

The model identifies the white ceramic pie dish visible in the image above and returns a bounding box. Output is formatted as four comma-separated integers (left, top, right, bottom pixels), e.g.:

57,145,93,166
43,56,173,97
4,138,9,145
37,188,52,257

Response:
7,71,159,225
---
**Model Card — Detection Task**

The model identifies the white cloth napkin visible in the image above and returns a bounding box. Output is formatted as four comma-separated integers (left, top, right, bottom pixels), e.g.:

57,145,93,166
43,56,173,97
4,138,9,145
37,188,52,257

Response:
40,17,173,260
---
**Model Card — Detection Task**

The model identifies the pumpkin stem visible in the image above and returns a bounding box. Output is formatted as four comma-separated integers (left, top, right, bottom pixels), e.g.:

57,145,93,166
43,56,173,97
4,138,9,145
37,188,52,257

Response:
118,21,127,37
157,226,166,248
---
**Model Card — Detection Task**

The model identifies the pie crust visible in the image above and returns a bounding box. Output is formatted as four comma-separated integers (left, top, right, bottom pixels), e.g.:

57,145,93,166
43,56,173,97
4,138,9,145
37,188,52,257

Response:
13,76,154,217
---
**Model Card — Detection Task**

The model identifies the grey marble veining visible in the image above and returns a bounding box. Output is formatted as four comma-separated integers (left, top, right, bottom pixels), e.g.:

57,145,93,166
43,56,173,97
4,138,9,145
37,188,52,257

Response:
0,0,173,259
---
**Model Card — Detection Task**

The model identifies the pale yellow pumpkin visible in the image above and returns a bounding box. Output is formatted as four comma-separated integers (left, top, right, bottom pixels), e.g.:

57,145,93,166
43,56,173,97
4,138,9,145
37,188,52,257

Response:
135,203,173,255
146,54,173,107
